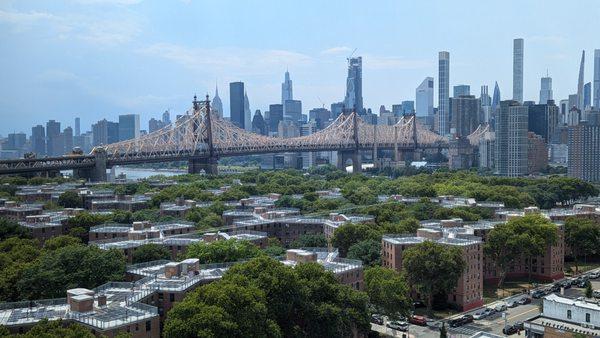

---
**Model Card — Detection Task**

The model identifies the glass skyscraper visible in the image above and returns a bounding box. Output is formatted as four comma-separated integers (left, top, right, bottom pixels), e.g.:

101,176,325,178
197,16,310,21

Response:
539,76,553,104
453,85,470,97
416,77,434,117
438,51,450,135
344,57,363,114
229,82,245,129
594,49,600,109
118,114,140,141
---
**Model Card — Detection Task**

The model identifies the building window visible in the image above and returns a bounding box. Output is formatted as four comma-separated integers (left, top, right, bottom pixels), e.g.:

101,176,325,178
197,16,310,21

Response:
170,293,175,302
146,320,152,331
586,313,591,322
567,310,572,319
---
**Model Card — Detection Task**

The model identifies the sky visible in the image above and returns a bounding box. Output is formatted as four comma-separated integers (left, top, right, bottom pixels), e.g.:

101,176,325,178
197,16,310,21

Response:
0,0,599,136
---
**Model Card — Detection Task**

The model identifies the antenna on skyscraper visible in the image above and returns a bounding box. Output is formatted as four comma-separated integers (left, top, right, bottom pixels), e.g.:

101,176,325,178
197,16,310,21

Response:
317,97,325,108
348,48,357,59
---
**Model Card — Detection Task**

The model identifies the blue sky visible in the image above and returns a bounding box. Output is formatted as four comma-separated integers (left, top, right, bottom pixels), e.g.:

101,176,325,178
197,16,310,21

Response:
0,0,598,135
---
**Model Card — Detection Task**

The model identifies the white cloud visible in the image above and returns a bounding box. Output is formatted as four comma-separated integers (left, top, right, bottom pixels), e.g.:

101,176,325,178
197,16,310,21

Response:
0,9,140,46
321,46,353,55
138,43,313,75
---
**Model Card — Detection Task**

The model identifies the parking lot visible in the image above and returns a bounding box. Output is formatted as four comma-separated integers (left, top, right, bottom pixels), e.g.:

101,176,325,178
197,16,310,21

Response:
371,269,600,337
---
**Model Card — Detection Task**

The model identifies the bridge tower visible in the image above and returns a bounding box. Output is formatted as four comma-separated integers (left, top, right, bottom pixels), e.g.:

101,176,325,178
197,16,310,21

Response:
188,95,219,175
336,111,362,173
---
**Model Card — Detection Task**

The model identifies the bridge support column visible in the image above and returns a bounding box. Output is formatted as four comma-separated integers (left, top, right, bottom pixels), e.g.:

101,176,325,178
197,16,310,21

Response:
337,150,361,173
75,150,107,182
188,157,218,175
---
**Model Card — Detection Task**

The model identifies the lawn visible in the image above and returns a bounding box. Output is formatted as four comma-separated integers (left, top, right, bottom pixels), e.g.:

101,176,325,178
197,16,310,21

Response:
483,279,540,303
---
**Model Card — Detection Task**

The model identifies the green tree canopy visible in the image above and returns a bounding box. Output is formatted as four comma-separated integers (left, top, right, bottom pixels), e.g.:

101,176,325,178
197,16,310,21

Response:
364,266,411,319
132,243,171,264
185,239,263,264
290,234,328,249
57,191,83,209
565,217,600,273
347,239,381,267
43,235,82,251
0,218,31,241
331,223,380,257
0,319,95,338
402,241,465,315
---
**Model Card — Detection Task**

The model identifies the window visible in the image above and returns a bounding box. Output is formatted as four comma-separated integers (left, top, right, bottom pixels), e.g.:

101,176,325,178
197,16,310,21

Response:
146,320,152,331
169,293,175,302
567,310,572,319
586,313,591,323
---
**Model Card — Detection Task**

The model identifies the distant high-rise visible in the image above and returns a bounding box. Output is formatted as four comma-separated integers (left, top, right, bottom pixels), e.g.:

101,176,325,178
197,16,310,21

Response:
6,133,26,150
438,51,450,135
244,91,251,131
63,127,73,153
268,104,283,134
449,95,480,137
492,82,501,112
480,85,491,107
568,113,600,182
92,119,119,146
577,50,585,110
229,82,245,129
527,101,559,143
212,85,223,118
539,76,553,104
401,101,415,115
251,110,267,135
513,38,524,103
594,49,600,109
416,77,434,117
331,102,344,119
284,100,302,123
148,118,165,133
118,114,140,141
453,85,470,98
31,125,45,156
281,70,293,104
584,82,591,109
496,100,528,177
74,117,81,137
162,110,171,124
45,120,61,156
344,57,363,114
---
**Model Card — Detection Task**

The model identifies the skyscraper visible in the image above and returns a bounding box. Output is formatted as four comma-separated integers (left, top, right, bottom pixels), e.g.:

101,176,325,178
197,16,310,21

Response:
584,82,591,109
92,119,119,146
45,120,61,156
281,70,293,104
63,127,73,153
344,57,363,114
449,95,480,137
539,76,553,104
118,114,140,141
229,82,245,129
453,85,470,97
212,85,223,118
401,101,415,115
268,104,283,134
480,85,491,107
416,77,434,117
527,100,559,143
594,49,600,109
162,110,171,124
496,100,528,177
513,38,524,103
31,125,45,156
244,91,251,131
438,51,450,135
251,110,267,135
74,117,81,137
568,112,600,182
284,100,302,123
492,82,501,112
577,50,585,110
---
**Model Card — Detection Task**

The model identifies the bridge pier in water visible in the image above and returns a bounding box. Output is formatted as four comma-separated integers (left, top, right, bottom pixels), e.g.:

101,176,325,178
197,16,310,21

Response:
73,149,107,182
337,150,361,173
188,157,218,175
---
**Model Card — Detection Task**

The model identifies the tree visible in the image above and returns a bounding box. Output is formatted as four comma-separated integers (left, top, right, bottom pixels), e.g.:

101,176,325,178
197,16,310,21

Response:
185,239,263,264
331,223,380,257
402,241,465,315
565,217,600,274
0,217,31,240
1,319,95,338
17,245,126,299
43,235,82,251
132,243,171,264
585,280,593,298
0,237,41,301
347,239,381,266
290,234,328,249
57,191,83,208
165,256,371,338
364,266,411,319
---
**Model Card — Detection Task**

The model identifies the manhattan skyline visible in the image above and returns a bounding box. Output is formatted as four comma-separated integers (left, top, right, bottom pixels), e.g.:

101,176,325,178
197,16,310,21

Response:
0,0,599,135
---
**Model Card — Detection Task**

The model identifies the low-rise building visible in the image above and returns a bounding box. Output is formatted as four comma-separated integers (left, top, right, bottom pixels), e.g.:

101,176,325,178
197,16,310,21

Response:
90,194,151,212
525,294,600,337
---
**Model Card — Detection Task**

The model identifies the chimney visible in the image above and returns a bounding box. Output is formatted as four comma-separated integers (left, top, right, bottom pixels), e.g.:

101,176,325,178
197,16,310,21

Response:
97,294,107,307
165,262,181,278
67,288,95,313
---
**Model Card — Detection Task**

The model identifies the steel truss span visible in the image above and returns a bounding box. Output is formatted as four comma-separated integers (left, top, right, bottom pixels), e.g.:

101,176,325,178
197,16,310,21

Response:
0,98,490,175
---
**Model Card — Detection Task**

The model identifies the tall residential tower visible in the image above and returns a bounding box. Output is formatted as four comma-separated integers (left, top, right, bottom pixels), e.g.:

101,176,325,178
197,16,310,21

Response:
344,57,363,114
513,38,524,103
438,51,450,135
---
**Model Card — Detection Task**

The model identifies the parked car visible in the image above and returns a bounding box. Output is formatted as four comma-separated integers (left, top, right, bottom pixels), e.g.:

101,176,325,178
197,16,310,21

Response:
503,324,519,335
550,283,561,292
461,314,474,325
531,290,545,299
370,314,384,325
494,303,508,312
409,315,427,326
593,290,600,298
506,299,518,308
517,297,531,305
484,308,496,316
473,311,488,320
449,315,473,328
386,320,409,331
588,272,600,279
412,300,425,308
